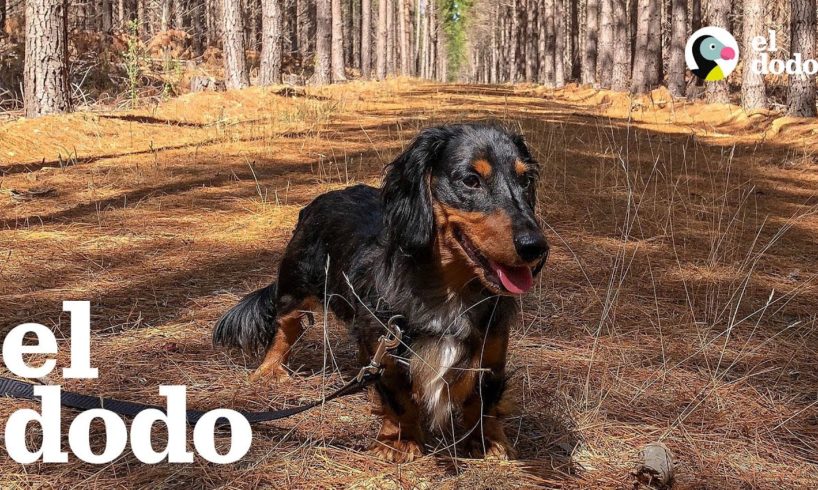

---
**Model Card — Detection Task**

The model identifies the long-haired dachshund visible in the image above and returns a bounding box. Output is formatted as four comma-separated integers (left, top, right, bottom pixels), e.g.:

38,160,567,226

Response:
214,123,549,462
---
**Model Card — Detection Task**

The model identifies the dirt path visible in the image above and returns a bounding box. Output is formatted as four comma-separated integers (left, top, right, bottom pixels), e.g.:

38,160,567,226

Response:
1,81,817,488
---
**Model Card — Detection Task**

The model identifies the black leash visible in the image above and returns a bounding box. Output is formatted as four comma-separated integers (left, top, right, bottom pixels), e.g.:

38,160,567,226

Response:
0,318,404,426
0,370,380,425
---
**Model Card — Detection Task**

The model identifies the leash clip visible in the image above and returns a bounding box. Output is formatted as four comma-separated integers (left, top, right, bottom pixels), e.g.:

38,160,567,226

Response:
355,315,403,383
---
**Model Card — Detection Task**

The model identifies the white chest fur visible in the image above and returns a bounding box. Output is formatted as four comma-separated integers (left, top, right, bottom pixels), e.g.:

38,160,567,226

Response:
410,335,467,430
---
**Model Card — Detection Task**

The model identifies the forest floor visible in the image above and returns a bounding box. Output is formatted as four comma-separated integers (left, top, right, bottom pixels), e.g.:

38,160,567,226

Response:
1,80,817,489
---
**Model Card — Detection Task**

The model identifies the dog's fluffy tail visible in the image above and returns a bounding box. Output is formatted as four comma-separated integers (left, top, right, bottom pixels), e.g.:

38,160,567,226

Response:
213,283,278,355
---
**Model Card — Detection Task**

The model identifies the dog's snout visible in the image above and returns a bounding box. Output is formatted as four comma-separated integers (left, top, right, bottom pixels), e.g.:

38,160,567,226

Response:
514,231,549,263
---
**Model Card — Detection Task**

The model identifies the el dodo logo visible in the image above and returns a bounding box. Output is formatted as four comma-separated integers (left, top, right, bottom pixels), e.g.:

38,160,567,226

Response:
2,302,252,465
686,27,739,81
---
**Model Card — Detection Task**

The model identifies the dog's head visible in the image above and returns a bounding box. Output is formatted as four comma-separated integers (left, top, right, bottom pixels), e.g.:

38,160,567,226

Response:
382,124,548,296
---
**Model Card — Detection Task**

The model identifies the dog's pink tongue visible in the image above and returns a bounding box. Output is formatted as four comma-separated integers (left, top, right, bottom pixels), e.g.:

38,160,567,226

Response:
490,260,533,294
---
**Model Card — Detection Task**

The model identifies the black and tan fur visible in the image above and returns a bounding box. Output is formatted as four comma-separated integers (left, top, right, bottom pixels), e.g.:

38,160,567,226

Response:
213,123,549,462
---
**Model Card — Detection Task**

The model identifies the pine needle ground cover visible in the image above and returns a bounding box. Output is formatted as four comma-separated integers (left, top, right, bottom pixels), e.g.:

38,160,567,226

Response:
1,81,816,488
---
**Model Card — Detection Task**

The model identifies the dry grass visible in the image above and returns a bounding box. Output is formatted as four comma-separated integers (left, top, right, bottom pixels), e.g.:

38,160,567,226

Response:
1,80,816,489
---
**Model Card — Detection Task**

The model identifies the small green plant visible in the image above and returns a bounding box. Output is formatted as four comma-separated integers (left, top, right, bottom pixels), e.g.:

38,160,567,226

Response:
161,55,183,99
124,20,142,108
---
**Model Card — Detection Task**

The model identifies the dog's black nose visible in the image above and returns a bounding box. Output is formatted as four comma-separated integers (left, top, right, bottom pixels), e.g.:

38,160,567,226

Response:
514,232,549,263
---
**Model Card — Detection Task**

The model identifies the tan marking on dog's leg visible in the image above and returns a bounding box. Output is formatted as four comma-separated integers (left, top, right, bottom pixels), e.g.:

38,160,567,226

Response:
462,394,516,460
462,343,515,461
370,408,425,463
249,311,305,383
367,361,425,463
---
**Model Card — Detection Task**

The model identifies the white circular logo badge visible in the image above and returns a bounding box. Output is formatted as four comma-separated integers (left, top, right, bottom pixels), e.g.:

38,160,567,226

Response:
685,26,739,81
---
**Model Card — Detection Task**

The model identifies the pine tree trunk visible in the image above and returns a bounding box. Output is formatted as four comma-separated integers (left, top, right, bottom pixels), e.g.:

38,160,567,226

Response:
78,1,88,30
435,0,445,81
117,0,126,29
630,0,649,93
24,0,71,117
422,0,429,77
610,0,630,91
313,0,332,83
298,0,313,61
138,0,148,38
431,0,438,79
386,0,394,75
741,0,766,109
525,0,543,82
598,0,614,88
658,0,666,81
376,0,387,78
283,0,296,53
509,0,519,81
161,0,170,30
223,0,249,88
204,0,212,44
413,0,420,72
397,0,409,74
499,7,508,80
515,0,526,79
331,0,347,80
691,0,700,31
705,0,730,103
542,0,555,86
628,0,636,68
583,0,599,85
151,0,161,34
249,0,260,52
173,0,186,31
343,0,353,65
554,0,564,86
191,0,204,53
361,0,371,78
491,5,499,83
667,0,686,96
423,0,435,79
525,0,536,81
259,0,282,84
630,0,658,93
649,0,661,83
0,0,6,36
569,0,580,80
537,0,548,81
102,0,113,31
419,0,425,77
536,0,548,81
404,0,412,74
422,0,431,77
788,0,816,116
352,0,360,68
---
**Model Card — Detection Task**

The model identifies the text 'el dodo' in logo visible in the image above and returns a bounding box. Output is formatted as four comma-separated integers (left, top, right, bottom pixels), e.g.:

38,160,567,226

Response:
685,27,739,81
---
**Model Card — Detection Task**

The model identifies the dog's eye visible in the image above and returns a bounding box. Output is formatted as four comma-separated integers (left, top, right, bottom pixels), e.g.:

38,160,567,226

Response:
520,175,533,189
462,175,481,189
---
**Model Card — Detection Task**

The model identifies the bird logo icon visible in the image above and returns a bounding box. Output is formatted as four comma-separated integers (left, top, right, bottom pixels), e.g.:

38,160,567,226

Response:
685,27,739,81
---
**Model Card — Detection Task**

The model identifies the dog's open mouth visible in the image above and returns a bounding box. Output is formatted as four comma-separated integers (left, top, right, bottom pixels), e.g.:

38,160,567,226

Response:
452,227,533,294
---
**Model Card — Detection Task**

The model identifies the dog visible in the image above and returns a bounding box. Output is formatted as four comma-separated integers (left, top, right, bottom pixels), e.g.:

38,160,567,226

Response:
213,123,549,462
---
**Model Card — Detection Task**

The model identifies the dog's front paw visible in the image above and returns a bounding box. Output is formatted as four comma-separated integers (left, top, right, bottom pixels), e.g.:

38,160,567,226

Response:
369,438,424,463
465,436,517,460
249,364,290,383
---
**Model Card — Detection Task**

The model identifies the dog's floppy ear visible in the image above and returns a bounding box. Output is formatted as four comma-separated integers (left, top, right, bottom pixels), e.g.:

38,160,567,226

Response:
510,132,533,162
382,126,450,257
510,131,539,207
